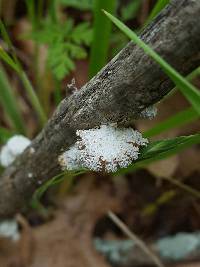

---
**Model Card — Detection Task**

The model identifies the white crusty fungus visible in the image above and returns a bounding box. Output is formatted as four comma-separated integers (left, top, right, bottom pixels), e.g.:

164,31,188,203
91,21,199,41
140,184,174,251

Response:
59,125,148,173
0,135,31,167
0,219,20,241
140,106,157,120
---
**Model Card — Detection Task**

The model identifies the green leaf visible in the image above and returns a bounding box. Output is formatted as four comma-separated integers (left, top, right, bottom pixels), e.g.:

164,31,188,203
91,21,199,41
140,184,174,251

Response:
140,134,200,161
28,18,92,80
0,127,13,143
103,11,200,116
31,170,85,207
66,43,87,58
118,133,200,174
144,107,199,138
0,66,26,134
121,0,141,21
144,67,200,137
0,48,20,73
48,42,76,80
60,0,93,10
71,22,93,45
89,0,117,78
0,22,47,126
145,0,169,26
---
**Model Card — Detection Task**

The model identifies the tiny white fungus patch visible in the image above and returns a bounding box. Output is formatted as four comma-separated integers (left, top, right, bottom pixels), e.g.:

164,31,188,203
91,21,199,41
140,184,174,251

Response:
0,135,31,167
28,172,33,178
59,125,148,173
29,147,35,154
140,106,157,120
0,219,20,241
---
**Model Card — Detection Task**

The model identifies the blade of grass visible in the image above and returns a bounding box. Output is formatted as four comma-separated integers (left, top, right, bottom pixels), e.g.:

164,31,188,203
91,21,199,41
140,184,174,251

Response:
0,127,13,143
144,0,169,27
89,0,116,78
187,66,200,80
121,0,141,21
142,183,200,217
0,23,47,126
0,21,21,67
20,71,47,125
144,66,200,138
0,66,26,134
0,47,20,73
54,76,62,105
103,11,200,115
162,176,200,199
142,190,176,216
139,134,200,164
31,170,85,208
144,107,199,138
117,133,200,174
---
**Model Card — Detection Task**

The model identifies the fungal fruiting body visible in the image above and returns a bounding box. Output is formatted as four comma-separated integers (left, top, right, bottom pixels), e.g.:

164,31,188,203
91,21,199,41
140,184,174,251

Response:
140,106,157,120
59,125,148,173
0,219,20,241
0,135,31,167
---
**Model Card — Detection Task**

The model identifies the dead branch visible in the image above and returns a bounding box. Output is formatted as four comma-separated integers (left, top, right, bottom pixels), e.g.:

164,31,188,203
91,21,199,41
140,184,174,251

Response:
0,0,200,218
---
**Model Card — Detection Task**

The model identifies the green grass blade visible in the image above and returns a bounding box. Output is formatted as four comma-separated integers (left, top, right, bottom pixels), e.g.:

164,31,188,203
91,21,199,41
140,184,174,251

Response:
103,11,200,115
0,21,47,126
0,21,21,69
0,21,14,49
31,170,85,208
144,107,199,138
0,47,20,73
88,0,116,78
60,0,93,10
144,0,169,26
187,66,200,80
118,133,200,174
140,134,200,161
144,66,200,137
121,0,141,21
0,66,26,134
0,127,13,143
20,71,47,126
161,176,200,199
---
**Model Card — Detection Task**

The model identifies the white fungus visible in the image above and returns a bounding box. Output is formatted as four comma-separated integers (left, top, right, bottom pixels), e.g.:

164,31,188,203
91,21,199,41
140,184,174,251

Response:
29,147,35,154
0,219,20,241
0,135,31,167
59,125,148,173
28,172,33,178
140,106,157,120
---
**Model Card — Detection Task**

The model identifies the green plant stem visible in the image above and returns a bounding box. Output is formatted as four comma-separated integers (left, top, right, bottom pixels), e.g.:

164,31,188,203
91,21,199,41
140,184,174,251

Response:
144,107,199,138
20,71,47,125
0,127,13,143
0,66,26,134
49,0,58,23
117,133,200,174
0,21,47,125
162,176,200,199
144,66,200,137
144,0,169,27
89,0,116,78
103,11,200,116
54,76,62,105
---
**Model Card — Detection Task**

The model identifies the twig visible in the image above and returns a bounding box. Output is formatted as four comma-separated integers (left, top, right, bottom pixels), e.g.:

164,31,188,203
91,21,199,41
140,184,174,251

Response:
0,0,200,218
108,211,165,267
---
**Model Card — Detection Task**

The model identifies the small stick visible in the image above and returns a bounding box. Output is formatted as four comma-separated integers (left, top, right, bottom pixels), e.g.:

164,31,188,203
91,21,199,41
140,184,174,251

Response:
108,211,165,267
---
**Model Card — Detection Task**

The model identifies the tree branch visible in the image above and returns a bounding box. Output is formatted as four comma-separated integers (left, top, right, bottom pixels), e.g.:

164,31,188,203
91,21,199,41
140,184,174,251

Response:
0,0,200,218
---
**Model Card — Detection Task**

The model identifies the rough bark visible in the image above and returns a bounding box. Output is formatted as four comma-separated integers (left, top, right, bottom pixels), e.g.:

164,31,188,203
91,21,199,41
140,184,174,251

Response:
0,0,200,218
